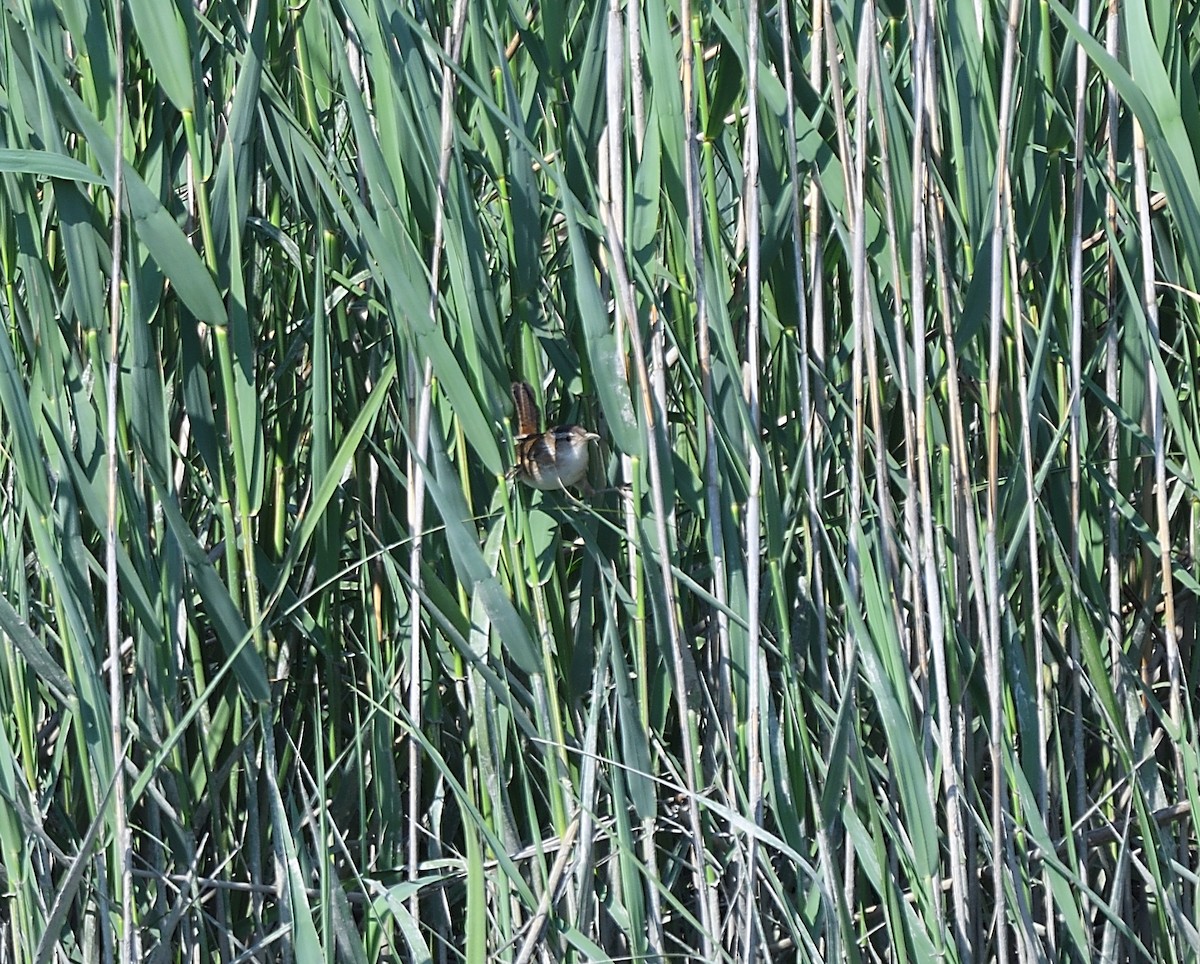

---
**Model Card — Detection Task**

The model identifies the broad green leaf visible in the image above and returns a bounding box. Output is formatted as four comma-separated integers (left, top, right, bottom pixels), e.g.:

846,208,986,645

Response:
261,724,324,964
266,360,397,615
559,195,641,459
421,427,542,676
30,40,227,325
0,148,105,183
0,594,75,704
150,475,271,705
126,0,196,113
220,142,265,514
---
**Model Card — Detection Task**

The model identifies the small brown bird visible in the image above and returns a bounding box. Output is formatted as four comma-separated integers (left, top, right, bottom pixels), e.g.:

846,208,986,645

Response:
508,380,598,491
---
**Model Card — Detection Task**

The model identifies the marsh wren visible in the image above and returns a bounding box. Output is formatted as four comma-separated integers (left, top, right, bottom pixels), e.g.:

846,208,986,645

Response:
508,380,599,492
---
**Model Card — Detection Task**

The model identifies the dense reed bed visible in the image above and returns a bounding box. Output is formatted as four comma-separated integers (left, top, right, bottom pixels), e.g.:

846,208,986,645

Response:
0,0,1197,960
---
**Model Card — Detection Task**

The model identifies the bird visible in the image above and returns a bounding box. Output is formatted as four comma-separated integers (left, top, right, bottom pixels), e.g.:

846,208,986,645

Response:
508,380,598,492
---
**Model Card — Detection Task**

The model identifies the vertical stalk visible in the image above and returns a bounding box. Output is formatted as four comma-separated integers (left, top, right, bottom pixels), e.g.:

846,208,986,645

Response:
408,0,471,921
105,1,130,960
607,2,665,953
740,0,763,955
1103,0,1122,694
928,47,991,963
868,12,921,663
911,2,970,950
1003,174,1047,960
600,189,713,954
679,0,722,950
1068,3,1091,944
778,0,842,952
807,0,831,711
986,1,1025,957
1132,125,1182,759
821,0,860,919
183,99,264,668
627,0,646,157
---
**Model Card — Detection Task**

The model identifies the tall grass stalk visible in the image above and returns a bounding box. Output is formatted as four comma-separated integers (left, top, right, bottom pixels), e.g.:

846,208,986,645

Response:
1,1,1198,960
